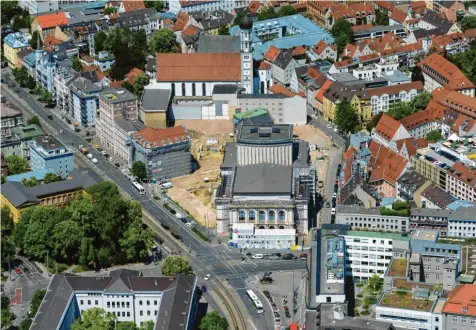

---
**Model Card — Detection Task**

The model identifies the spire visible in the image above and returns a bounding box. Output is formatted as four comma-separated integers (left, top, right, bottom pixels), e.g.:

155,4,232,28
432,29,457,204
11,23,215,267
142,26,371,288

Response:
36,31,41,51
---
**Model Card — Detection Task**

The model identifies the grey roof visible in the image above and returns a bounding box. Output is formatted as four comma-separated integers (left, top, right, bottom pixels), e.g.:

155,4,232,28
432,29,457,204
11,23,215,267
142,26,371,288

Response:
330,72,360,83
100,88,137,103
115,118,146,133
80,70,99,83
221,142,237,169
233,164,293,195
337,205,408,218
293,140,311,168
449,207,476,221
1,104,22,118
411,207,452,218
237,93,288,99
114,8,158,28
1,168,102,207
190,9,234,30
71,78,102,95
32,135,68,152
30,269,197,330
274,50,294,69
146,56,156,72
213,84,239,94
421,10,453,32
412,28,447,40
240,113,273,126
237,124,293,144
397,170,427,192
196,34,240,53
354,24,404,35
421,183,456,209
141,88,171,112
318,304,395,330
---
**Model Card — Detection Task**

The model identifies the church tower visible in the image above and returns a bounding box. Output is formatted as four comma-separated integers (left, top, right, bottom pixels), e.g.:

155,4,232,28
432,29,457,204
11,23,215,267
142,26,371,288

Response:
239,15,253,94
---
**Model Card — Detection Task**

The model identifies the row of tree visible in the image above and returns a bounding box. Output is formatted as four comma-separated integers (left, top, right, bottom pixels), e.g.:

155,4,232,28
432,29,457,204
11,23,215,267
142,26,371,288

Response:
4,181,155,270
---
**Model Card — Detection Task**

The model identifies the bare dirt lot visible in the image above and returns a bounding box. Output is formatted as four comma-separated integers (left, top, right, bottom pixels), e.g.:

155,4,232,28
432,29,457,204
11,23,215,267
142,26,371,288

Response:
293,125,330,148
175,119,233,135
167,129,232,227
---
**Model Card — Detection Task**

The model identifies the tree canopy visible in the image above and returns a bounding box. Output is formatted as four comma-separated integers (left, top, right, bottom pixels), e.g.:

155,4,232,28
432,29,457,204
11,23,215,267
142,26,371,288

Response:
104,7,118,15
257,7,277,21
199,311,229,330
334,101,359,134
461,16,476,31
145,0,164,11
131,161,147,181
72,56,83,72
149,28,181,54
1,295,16,329
43,173,62,184
71,308,117,330
366,112,383,132
232,9,249,26
161,256,194,276
426,130,444,141
374,9,389,26
386,92,432,120
449,42,476,85
22,176,40,187
30,31,42,49
13,182,154,269
1,1,25,25
277,5,298,17
133,74,150,97
27,115,41,127
331,19,354,56
5,155,29,174
1,206,15,269
217,24,230,35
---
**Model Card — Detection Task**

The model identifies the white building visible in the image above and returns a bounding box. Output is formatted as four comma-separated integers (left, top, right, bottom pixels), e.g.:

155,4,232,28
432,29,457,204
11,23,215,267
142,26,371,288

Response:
257,61,273,94
54,68,78,116
344,231,410,280
448,206,476,238
368,81,424,116
19,0,58,15
168,0,238,14
336,205,409,233
30,269,198,330
371,113,412,153
376,300,442,330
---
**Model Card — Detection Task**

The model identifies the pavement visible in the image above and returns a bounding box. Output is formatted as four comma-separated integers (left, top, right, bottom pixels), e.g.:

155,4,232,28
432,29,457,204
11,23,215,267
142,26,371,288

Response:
2,75,309,330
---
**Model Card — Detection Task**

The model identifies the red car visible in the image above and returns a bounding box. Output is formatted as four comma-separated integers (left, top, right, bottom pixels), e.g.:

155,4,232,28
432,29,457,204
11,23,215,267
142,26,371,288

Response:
14,268,22,275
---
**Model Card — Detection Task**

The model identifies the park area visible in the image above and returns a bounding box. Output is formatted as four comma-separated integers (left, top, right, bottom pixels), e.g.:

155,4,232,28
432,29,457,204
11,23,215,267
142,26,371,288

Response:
166,122,234,227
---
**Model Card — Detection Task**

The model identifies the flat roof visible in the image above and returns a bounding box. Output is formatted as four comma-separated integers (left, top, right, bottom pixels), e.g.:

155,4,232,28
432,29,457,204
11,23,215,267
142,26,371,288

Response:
237,124,293,144
412,230,438,241
346,230,411,241
378,291,435,312
449,206,476,221
233,164,293,195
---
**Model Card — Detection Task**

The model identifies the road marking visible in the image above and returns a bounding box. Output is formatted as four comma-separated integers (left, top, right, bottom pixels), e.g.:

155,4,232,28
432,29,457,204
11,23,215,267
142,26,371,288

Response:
11,288,22,305
249,320,258,330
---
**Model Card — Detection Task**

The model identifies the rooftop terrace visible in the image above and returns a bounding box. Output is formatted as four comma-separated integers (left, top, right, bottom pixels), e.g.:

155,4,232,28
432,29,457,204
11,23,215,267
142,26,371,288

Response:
379,291,434,312
386,259,407,277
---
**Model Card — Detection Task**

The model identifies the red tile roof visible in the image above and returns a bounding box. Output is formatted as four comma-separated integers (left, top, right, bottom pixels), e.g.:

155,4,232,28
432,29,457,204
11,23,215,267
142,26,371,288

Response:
172,11,190,32
447,162,476,189
366,81,424,97
396,137,428,158
35,12,68,29
381,42,422,55
375,0,394,12
442,285,476,317
334,58,353,68
400,100,446,130
258,61,271,70
315,79,332,103
264,45,281,63
125,68,144,85
369,141,408,185
451,113,476,133
411,1,427,14
248,0,262,14
182,25,199,36
43,34,63,47
132,126,188,148
314,40,336,55
110,80,125,88
343,147,357,184
390,8,407,24
292,46,306,57
156,53,241,82
433,88,476,119
269,84,296,97
352,23,374,32
375,113,402,141
122,0,145,12
330,2,375,20
418,53,475,91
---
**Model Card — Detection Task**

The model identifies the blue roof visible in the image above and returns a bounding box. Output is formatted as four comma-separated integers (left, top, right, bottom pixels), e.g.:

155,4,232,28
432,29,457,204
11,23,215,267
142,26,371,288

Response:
4,32,30,49
23,52,37,67
160,12,176,20
381,197,395,206
230,15,334,61
359,148,371,158
6,169,58,182
447,199,476,211
350,132,370,148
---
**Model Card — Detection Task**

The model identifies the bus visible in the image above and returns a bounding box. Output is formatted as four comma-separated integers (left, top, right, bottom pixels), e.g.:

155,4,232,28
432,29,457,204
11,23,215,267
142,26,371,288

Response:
132,181,145,195
246,290,264,314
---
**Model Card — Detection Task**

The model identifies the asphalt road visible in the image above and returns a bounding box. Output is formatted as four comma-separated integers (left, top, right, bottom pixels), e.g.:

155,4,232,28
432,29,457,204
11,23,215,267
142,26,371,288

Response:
2,76,307,330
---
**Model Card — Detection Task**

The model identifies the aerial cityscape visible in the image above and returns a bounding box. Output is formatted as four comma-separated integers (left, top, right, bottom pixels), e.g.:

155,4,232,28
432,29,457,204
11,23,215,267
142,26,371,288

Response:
1,0,476,330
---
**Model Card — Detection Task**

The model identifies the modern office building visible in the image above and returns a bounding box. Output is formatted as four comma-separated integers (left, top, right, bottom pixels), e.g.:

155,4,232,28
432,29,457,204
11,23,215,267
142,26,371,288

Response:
129,126,192,181
448,207,476,238
335,205,409,233
19,0,59,15
29,136,74,178
215,123,316,248
30,269,198,330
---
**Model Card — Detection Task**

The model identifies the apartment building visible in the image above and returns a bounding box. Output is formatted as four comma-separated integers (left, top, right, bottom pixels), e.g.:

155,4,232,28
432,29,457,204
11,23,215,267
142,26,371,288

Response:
336,205,409,233
433,88,476,120
410,208,452,236
446,163,476,202
396,170,429,202
448,207,476,238
1,106,23,137
96,88,139,163
367,81,424,115
431,29,476,56
418,53,475,97
29,136,74,178
344,231,410,280
400,100,446,139
442,284,476,330
3,32,31,69
70,78,102,127
412,146,452,190
371,113,412,152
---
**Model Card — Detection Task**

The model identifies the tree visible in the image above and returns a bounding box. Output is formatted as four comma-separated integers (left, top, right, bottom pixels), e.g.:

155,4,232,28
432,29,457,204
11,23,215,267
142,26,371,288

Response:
12,66,30,87
426,130,444,141
334,101,359,134
116,322,137,330
23,206,59,260
27,115,41,127
131,161,147,181
30,289,46,316
1,0,24,24
104,7,118,15
71,308,117,330
232,9,249,26
53,220,84,262
199,311,228,330
366,112,383,132
162,256,194,276
366,274,383,294
43,172,62,184
30,31,43,49
19,317,33,330
217,24,230,35
93,31,108,52
1,176,6,184
71,56,83,72
145,0,164,11
5,155,29,174
277,5,297,17
139,321,155,330
331,19,354,56
133,73,150,97
386,101,415,120
411,91,432,110
149,28,180,53
12,12,31,30
1,295,16,329
22,176,40,187
257,7,277,21
2,206,15,237
120,219,155,261
461,16,476,31
449,44,476,85
374,9,389,26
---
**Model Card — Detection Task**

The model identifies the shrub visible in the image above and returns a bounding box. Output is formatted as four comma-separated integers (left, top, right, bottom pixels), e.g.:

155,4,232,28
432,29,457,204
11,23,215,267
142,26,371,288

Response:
357,293,363,298
360,309,370,316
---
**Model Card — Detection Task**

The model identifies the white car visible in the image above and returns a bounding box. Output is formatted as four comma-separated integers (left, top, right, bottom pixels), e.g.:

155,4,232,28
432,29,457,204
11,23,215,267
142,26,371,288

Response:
204,274,211,281
101,150,107,155
333,127,338,133
326,124,332,129
252,254,264,259
91,158,98,164
331,208,336,215
86,153,93,159
186,222,196,228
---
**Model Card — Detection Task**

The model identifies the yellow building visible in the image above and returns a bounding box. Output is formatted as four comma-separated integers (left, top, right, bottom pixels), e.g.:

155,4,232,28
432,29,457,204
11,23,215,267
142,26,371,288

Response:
3,32,31,68
0,168,101,223
322,81,370,123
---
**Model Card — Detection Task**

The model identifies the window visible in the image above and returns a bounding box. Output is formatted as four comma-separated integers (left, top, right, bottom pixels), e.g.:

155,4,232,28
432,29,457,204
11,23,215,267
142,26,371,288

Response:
181,83,186,96
107,301,110,307
139,300,142,305
259,211,266,221
80,300,84,305
239,210,246,221
87,300,91,305
121,302,124,307
147,310,150,316
155,310,158,316
112,302,116,307
278,210,285,221
95,300,98,305
269,211,275,221
140,311,143,316
202,83,206,96
249,210,256,221
192,83,196,96
146,300,150,306
127,312,130,317
154,300,158,306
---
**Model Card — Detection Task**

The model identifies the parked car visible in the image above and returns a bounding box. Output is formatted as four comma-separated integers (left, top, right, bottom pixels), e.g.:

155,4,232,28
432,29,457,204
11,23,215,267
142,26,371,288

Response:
114,163,120,168
91,158,98,164
300,253,308,260
252,254,264,259
14,268,22,275
273,253,282,257
331,208,336,215
86,153,93,159
204,274,211,281
283,253,294,260
103,153,110,158
325,202,330,208
269,255,279,260
47,115,53,120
